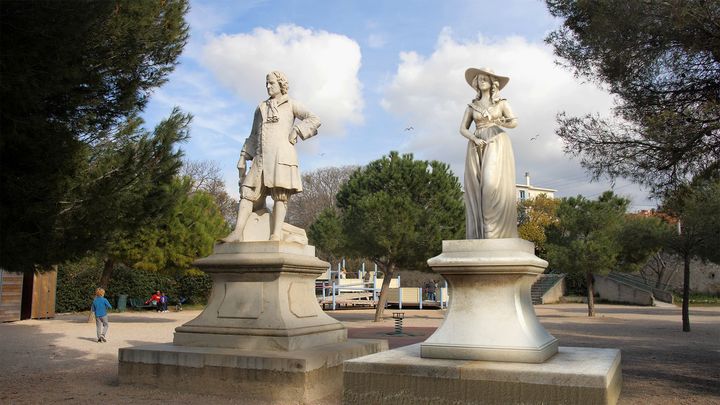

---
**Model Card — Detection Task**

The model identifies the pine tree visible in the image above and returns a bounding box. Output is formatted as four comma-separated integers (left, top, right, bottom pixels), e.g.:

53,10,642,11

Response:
0,0,190,272
310,152,465,321
545,0,720,194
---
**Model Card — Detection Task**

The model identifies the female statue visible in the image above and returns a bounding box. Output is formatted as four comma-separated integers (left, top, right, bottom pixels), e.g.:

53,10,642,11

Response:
460,67,518,239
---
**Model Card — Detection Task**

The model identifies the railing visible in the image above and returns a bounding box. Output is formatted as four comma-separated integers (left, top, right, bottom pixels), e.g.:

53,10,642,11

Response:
318,277,450,310
607,272,674,303
531,274,565,304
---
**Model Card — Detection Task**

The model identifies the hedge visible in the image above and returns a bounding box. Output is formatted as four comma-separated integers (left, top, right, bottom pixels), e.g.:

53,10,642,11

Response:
56,257,212,312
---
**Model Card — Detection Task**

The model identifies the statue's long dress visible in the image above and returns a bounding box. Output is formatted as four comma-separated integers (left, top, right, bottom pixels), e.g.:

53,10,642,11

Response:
463,102,518,239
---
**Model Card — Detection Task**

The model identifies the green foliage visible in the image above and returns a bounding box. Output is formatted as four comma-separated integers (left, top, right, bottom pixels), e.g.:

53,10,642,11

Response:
106,265,178,303
56,256,103,313
311,152,464,321
547,192,629,277
662,179,720,330
517,195,560,259
673,293,720,306
617,214,674,273
308,208,345,261
663,179,720,264
546,191,630,315
56,256,212,312
109,178,229,274
562,272,588,296
0,0,190,273
56,256,178,312
330,151,465,271
177,269,213,305
60,110,192,262
545,0,720,194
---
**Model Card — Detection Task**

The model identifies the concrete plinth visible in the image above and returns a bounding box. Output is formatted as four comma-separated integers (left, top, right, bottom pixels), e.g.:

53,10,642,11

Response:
343,344,622,405
422,238,558,363
120,339,387,404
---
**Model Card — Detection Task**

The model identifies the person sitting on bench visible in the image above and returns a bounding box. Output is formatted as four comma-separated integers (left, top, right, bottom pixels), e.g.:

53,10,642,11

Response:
144,290,161,309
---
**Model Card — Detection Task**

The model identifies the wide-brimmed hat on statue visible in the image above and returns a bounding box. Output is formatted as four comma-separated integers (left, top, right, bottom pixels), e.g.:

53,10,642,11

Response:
465,67,509,91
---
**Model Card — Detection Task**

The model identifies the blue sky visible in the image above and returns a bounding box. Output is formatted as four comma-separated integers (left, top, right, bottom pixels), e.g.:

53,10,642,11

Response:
143,0,657,210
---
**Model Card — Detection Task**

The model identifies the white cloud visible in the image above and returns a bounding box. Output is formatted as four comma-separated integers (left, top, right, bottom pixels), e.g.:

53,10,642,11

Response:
381,29,653,209
201,24,364,135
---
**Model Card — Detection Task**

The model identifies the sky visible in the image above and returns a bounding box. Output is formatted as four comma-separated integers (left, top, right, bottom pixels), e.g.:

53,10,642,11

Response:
142,0,657,210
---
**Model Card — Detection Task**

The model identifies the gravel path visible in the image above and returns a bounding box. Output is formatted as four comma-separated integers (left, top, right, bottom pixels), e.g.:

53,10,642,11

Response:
0,304,718,404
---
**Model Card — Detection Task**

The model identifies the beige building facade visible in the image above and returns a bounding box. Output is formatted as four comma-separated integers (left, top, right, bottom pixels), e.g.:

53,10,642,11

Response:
516,172,556,201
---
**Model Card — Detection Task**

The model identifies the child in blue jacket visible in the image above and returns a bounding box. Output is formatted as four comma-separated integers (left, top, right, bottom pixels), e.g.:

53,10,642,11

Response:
91,288,112,342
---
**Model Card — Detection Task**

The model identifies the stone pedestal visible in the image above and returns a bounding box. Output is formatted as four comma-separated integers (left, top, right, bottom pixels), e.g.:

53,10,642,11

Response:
421,238,558,363
173,241,346,351
119,241,387,403
341,238,622,404
343,344,622,405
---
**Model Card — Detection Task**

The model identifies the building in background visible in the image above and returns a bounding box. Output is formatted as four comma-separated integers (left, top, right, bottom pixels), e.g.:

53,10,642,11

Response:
516,172,556,201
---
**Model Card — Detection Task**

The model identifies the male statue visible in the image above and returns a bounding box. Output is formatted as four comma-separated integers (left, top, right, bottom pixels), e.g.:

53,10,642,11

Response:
223,71,321,242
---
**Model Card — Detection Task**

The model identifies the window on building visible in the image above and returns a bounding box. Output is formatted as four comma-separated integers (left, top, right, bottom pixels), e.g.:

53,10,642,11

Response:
519,190,526,201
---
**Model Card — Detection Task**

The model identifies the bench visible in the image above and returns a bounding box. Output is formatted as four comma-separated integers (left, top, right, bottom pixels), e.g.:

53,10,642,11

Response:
128,298,157,310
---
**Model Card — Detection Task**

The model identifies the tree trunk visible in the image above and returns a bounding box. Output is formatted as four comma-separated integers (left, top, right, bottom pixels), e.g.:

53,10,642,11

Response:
586,271,595,317
682,251,691,332
99,258,115,289
373,263,395,322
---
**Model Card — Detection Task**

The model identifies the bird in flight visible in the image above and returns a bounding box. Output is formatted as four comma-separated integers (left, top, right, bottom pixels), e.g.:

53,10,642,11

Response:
530,134,540,141
404,126,414,131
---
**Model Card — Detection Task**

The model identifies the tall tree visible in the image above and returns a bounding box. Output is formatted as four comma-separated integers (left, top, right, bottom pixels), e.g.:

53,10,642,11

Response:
546,192,629,316
628,211,682,289
545,0,720,194
60,110,191,259
310,152,465,321
661,179,720,331
517,194,560,259
0,0,190,272
105,177,228,285
307,208,346,264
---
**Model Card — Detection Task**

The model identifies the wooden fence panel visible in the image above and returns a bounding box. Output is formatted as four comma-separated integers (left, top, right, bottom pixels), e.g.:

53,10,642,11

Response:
31,269,57,319
0,270,24,322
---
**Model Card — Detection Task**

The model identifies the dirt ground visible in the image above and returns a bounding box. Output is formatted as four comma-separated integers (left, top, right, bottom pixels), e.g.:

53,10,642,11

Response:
0,303,718,404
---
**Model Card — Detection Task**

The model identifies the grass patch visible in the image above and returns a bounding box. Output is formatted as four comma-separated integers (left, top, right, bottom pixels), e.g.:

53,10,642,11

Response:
673,293,720,306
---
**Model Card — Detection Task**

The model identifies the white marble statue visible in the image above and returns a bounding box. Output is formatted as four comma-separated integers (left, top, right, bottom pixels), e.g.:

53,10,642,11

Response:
460,67,518,239
223,71,321,242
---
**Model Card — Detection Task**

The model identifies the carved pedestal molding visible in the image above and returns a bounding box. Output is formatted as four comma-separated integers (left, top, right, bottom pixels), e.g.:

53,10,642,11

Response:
421,238,558,363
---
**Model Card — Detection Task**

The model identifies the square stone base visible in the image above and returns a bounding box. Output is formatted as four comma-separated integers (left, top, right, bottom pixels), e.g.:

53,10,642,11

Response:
343,344,622,405
119,339,387,404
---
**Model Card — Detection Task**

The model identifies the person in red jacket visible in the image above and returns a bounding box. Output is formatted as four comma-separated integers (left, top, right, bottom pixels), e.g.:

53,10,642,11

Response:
145,290,161,310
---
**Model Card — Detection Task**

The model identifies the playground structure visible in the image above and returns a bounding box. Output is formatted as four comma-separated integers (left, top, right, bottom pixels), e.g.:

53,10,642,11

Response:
317,261,449,310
